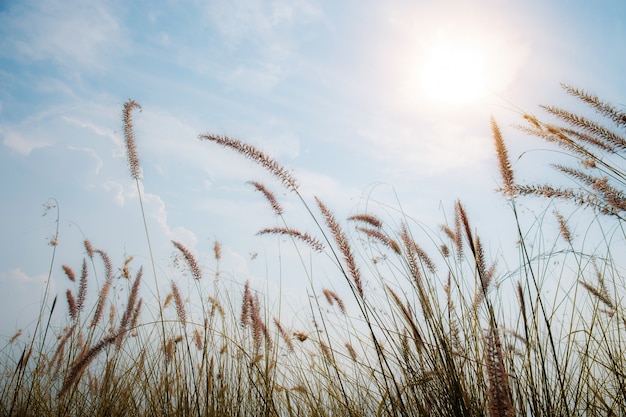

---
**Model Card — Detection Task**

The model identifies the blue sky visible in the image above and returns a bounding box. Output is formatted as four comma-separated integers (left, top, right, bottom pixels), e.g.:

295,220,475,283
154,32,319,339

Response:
1,0,626,338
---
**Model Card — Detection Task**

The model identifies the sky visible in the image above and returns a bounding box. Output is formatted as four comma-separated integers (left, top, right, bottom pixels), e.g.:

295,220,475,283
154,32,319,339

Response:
1,0,626,339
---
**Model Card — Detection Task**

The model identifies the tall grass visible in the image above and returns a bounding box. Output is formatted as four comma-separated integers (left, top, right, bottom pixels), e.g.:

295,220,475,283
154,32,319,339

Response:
2,84,626,416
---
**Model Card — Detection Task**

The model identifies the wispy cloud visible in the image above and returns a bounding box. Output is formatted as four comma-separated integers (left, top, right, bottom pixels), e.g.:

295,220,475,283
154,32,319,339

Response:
206,0,320,47
1,109,59,155
355,116,493,178
102,180,126,206
0,268,51,336
137,185,199,250
0,0,127,71
286,1,530,180
62,116,121,148
103,179,199,252
222,62,284,94
1,103,120,158
200,0,321,92
1,128,50,155
298,169,361,203
132,183,198,250
67,146,104,174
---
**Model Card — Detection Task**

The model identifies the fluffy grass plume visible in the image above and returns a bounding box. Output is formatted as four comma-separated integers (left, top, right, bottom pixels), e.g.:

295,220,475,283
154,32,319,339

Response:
256,226,324,252
123,100,142,180
199,133,298,191
5,86,626,417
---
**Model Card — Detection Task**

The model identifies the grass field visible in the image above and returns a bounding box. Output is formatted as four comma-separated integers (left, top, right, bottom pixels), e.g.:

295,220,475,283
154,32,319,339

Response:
2,85,626,416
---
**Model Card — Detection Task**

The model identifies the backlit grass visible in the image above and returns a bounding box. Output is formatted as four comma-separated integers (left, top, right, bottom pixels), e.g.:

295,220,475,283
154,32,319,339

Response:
2,85,626,416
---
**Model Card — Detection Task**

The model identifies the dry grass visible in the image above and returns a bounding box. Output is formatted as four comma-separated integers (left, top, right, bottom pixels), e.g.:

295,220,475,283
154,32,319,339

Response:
256,227,325,253
3,87,626,416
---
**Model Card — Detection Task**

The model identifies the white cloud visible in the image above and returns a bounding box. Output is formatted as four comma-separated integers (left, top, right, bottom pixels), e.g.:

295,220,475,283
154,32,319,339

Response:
1,108,60,155
147,9,162,24
328,107,451,183
114,181,200,252
31,76,80,98
2,267,45,284
223,62,283,93
206,0,319,43
1,0,126,71
1,129,50,155
141,188,198,249
102,180,126,206
158,32,171,47
248,125,301,161
67,146,104,174
356,118,493,178
62,114,124,171
202,0,321,92
131,108,198,157
297,169,360,203
62,116,121,148
0,268,52,336
1,95,124,161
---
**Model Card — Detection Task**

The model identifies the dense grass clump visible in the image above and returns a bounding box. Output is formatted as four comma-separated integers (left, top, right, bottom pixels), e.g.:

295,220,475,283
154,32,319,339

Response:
2,85,626,416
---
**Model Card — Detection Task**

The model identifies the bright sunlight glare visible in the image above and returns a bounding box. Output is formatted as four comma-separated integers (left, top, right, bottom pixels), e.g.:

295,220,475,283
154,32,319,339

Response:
419,40,488,104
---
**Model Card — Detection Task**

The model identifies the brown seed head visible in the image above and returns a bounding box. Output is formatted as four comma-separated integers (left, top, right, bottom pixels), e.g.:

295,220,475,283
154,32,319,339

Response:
199,134,298,191
483,328,514,417
247,181,284,215
62,265,75,282
122,100,142,180
257,227,324,252
492,117,516,197
315,196,363,297
66,290,78,321
84,240,94,258
170,281,186,323
347,213,383,229
172,240,202,280
554,211,573,244
273,318,294,352
77,259,88,312
213,240,222,260
322,288,346,314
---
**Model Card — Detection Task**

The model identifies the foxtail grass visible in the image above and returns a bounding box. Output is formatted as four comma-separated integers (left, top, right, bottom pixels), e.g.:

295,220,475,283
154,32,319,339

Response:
4,86,626,416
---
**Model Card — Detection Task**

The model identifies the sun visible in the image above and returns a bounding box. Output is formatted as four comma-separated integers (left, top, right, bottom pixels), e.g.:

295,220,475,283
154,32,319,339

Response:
418,40,488,105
